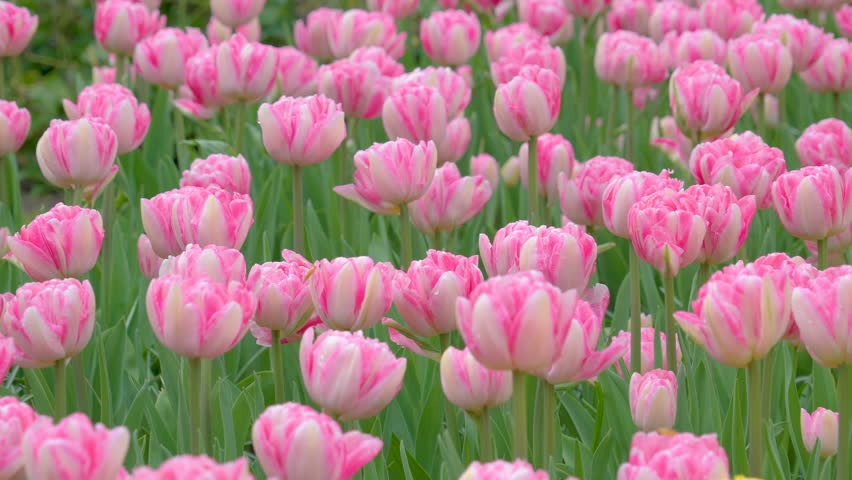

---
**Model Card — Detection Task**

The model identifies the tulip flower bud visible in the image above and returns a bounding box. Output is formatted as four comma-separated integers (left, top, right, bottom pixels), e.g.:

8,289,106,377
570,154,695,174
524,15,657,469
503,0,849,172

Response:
247,251,314,336
94,0,164,56
662,30,727,68
727,34,793,95
36,118,119,195
485,23,547,63
159,244,247,284
617,432,730,480
327,9,406,59
130,455,253,479
493,65,561,142
519,133,575,203
686,184,756,265
394,66,470,120
276,46,319,97
309,256,395,331
133,27,209,89
602,170,684,238
630,369,677,432
210,0,266,28
471,153,499,187
559,156,634,227
753,14,832,73
772,165,852,241
408,163,492,236
792,266,852,367
796,118,852,171
594,31,668,91
0,397,39,480
518,0,574,44
215,34,279,103
838,6,852,39
0,100,29,155
317,59,389,120
436,116,471,164
180,153,252,194
440,347,512,413
648,1,699,43
698,0,763,40
382,84,448,145
607,0,656,36
459,460,549,480
63,83,151,154
420,10,481,66
258,95,346,166
0,2,38,57
801,407,839,457
800,38,852,94
294,8,342,62
137,234,163,280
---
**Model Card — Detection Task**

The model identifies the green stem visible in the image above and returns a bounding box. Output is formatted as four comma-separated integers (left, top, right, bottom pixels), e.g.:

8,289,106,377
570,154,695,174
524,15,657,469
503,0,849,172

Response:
189,357,205,455
818,238,829,270
698,262,711,289
115,56,126,86
338,118,356,243
399,203,412,269
761,350,774,434
834,92,842,119
54,360,67,421
233,102,245,154
605,85,617,155
431,230,443,251
748,360,764,478
664,273,677,372
512,372,528,460
755,93,767,141
439,334,459,450
272,330,285,405
292,165,305,255
630,246,642,374
173,98,189,171
71,354,87,414
477,407,493,462
540,380,556,466
578,21,588,132
527,135,540,225
99,182,116,315
0,58,5,98
4,153,21,226
625,90,635,160
838,364,851,480
178,0,188,25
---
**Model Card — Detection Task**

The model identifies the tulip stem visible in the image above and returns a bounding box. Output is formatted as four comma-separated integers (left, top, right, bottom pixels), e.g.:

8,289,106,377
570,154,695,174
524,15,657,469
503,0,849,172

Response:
528,135,540,225
173,100,189,171
399,203,413,269
605,86,617,154
664,273,677,372
838,364,851,480
71,354,88,415
512,372,528,460
292,164,305,255
54,360,67,421
233,102,245,154
818,238,828,270
99,182,116,316
4,153,21,226
540,380,556,467
698,262,711,289
476,407,493,462
272,330,285,405
188,357,206,454
439,333,459,450
0,58,5,98
834,92,842,119
625,91,635,161
630,246,642,374
115,56,126,87
748,360,764,478
761,350,774,437
178,0,187,25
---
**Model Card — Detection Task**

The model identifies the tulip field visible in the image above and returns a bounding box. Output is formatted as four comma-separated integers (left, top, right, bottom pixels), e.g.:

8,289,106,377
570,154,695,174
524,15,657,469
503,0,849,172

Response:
0,0,851,478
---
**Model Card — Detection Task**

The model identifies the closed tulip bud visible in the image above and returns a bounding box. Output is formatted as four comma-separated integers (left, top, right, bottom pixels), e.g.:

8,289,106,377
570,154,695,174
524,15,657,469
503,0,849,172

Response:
0,2,37,57
146,273,255,358
686,184,756,265
137,234,163,281
159,244,247,284
0,100,30,155
602,170,684,238
179,48,227,115
727,34,792,95
689,132,785,209
252,402,382,480
367,0,418,19
594,31,668,91
258,95,346,166
564,0,610,18
310,257,395,331
382,84,447,145
630,369,677,431
792,266,852,367
0,397,39,480
206,16,261,44
63,83,151,154
772,165,852,240
130,456,254,480
300,328,406,420
436,116,471,164
440,347,512,414
800,38,852,94
94,0,164,57
247,251,314,336
698,0,763,40
335,139,437,214
327,10,406,59
559,156,634,227
617,432,730,480
36,118,119,194
275,47,318,97
607,0,656,36
294,8,342,62
349,47,403,78
317,59,389,120
211,0,265,28
493,65,561,142
141,186,254,258
471,153,499,187
491,42,567,86
7,204,104,282
753,15,832,74
133,27,209,89
796,118,852,171
662,30,727,68
518,0,574,44
838,6,852,39
420,10,481,66
2,279,95,367
801,408,839,458
778,0,843,10
459,460,549,480
484,23,547,63
519,133,575,203
614,327,681,375
409,163,491,235
648,1,699,43
215,34,279,103
394,67,470,120
502,155,521,187
180,153,252,194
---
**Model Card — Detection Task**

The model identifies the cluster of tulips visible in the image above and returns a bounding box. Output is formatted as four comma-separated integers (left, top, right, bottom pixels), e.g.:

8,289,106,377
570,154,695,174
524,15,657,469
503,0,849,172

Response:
0,0,849,478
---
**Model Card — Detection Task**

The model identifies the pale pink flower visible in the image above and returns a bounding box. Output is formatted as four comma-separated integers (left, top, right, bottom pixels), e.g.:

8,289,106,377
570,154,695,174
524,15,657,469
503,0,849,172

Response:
349,46,403,78
0,100,30,155
409,163,491,235
493,65,561,142
630,369,677,431
772,165,852,240
491,42,566,86
63,83,151,154
662,30,727,68
440,347,512,413
459,460,548,480
382,84,447,145
94,0,164,56
158,244,247,284
436,116,471,164
686,183,757,265
258,95,346,166
484,23,547,63
0,2,37,57
327,9,405,59
559,156,634,227
471,153,499,187
616,432,730,480
177,48,226,116
796,118,852,171
648,1,699,43
594,31,668,91
137,234,163,280
210,0,265,28
0,397,39,480
294,8,342,61
519,133,575,203
727,34,793,95
517,0,574,44
316,59,389,120
214,34,279,103
613,327,682,375
753,14,832,73
36,118,118,197
420,10,481,66
602,170,684,238
838,6,852,39
133,27,209,89
309,256,395,331
180,153,252,194
394,67,470,120
247,251,314,335
130,455,254,480
800,38,852,93
792,266,852,368
698,0,763,40
607,0,656,36
801,407,839,458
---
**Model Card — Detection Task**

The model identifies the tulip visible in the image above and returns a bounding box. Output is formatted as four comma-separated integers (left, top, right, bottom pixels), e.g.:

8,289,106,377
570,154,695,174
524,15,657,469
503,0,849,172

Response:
349,46,403,78
206,16,261,44
247,252,314,336
491,42,566,86
7,204,104,282
662,30,727,68
493,65,561,142
0,2,37,57
316,59,389,120
517,0,574,44
602,170,684,238
459,460,548,480
772,165,852,241
178,48,227,117
440,346,512,414
367,0,418,19
779,0,843,10
753,15,832,74
130,455,254,480
22,414,129,480
140,186,254,258
559,156,634,227
796,118,852,171
294,8,342,61
800,38,852,94
409,163,492,236
36,118,119,197
215,34,279,103
839,6,852,39
791,266,852,367
159,244,247,284
63,83,151,154
272,47,318,98
436,116,471,164
334,139,437,215
594,31,668,91
420,10,481,66
180,153,252,194
394,67,470,120
800,408,839,458
382,84,447,145
300,328,406,421
563,0,610,18
327,10,406,59
616,432,730,480
518,133,574,204
698,0,763,40
686,184,756,265
250,316,322,348
94,0,164,57
471,153,499,187
727,34,793,95
258,95,346,166
651,115,696,166
613,327,681,375
309,256,395,331
669,60,757,141
137,234,163,281
502,155,521,187
0,397,39,480
689,131,786,208
484,23,547,63
749,253,816,345
0,100,30,155
210,0,265,28
629,369,677,431
252,402,382,480
606,0,656,37
133,27,209,89
648,1,699,43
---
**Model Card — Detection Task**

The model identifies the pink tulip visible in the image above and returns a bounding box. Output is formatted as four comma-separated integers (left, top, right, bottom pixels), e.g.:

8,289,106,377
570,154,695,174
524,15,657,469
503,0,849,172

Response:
779,0,843,10
607,0,656,37
250,315,322,348
802,407,839,458
502,155,521,187
0,397,39,480
806,224,852,259
349,46,403,78
137,234,163,280
94,0,164,56
459,460,549,480
36,118,118,196
617,432,730,480
206,16,261,44
0,100,30,155
0,227,7,257
0,335,12,384
750,253,817,345
133,27,209,89
518,133,575,203
300,328,406,421
327,10,405,59
517,0,574,44
159,244,247,284
215,34,279,103
629,189,708,277
382,84,447,145
792,266,852,367
797,118,852,171
211,0,265,28
753,15,832,74
258,95,346,166
772,165,852,240
409,163,491,234
698,0,763,40
686,184,756,265
140,186,254,258
490,42,566,86
275,48,318,97
146,272,255,358
662,30,727,68
178,48,226,116
294,8,342,61
2,279,95,367
613,327,681,375
471,153,499,187
727,34,793,95
7,204,104,282
493,65,561,142
669,60,757,140
420,10,481,66
563,0,610,18
334,139,437,215
602,170,684,238
180,153,252,194
839,6,852,39
440,347,512,413
594,31,668,91
630,369,677,431
0,2,37,57
436,116,471,164
310,257,395,331
559,156,634,227
651,115,696,166
252,402,382,480
63,83,151,154
394,67,471,120
316,59,389,120
130,455,254,480
484,23,547,63
91,64,116,83
367,0,418,19
800,38,852,93
247,251,314,336
648,1,699,43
